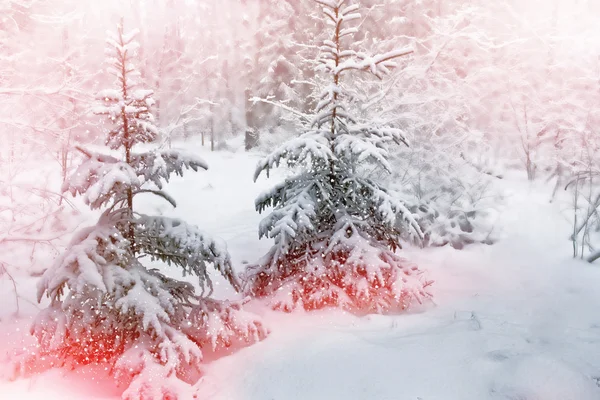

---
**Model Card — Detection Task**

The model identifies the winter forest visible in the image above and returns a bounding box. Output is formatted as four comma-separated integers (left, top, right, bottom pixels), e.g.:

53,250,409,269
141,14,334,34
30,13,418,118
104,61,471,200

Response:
1,0,600,399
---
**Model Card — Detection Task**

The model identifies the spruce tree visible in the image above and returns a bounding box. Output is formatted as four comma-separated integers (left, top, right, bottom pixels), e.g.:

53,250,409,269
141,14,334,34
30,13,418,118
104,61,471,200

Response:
243,0,433,313
30,22,266,399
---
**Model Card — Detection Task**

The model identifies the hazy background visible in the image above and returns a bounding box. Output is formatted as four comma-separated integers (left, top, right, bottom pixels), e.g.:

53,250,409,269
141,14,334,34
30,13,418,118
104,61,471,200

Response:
2,0,599,156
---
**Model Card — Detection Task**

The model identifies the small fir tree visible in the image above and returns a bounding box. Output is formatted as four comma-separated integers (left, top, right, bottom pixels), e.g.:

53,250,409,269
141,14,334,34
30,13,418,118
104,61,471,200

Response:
243,0,433,313
29,22,266,399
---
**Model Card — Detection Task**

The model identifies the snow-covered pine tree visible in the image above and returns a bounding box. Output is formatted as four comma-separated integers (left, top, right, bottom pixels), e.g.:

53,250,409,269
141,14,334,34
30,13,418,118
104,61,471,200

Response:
243,0,433,314
29,22,266,399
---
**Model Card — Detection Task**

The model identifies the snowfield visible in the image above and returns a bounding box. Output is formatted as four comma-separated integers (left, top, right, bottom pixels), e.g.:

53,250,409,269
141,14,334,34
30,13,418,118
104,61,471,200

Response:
1,143,600,400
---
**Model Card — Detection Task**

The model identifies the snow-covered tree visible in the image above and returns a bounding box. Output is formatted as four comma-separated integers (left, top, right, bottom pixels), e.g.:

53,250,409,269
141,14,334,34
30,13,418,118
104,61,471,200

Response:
27,23,266,399
245,0,313,134
243,0,433,314
384,3,505,249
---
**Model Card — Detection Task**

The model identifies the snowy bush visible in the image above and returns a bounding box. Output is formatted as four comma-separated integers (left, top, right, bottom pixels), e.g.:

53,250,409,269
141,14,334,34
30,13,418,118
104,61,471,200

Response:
0,141,79,316
388,139,502,250
22,23,267,400
563,130,600,262
243,0,433,314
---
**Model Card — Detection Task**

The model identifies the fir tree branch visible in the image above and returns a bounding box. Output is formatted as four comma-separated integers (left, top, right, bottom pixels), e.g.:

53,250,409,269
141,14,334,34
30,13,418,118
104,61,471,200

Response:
131,189,177,208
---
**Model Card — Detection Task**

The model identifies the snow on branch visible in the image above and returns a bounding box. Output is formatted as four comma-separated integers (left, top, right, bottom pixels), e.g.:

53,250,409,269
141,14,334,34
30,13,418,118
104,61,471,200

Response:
333,48,413,78
186,298,269,352
254,133,333,181
134,215,238,293
131,149,208,189
256,178,319,237
37,224,126,301
334,134,393,172
65,149,141,210
350,124,410,147
249,96,311,124
366,182,424,241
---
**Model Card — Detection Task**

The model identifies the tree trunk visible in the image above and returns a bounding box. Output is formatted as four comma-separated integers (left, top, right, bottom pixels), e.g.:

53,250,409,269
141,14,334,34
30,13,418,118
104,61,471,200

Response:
119,21,135,253
210,103,215,152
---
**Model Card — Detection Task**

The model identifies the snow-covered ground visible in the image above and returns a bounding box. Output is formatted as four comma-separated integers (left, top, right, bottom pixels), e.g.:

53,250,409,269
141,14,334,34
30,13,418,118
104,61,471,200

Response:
1,143,600,400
